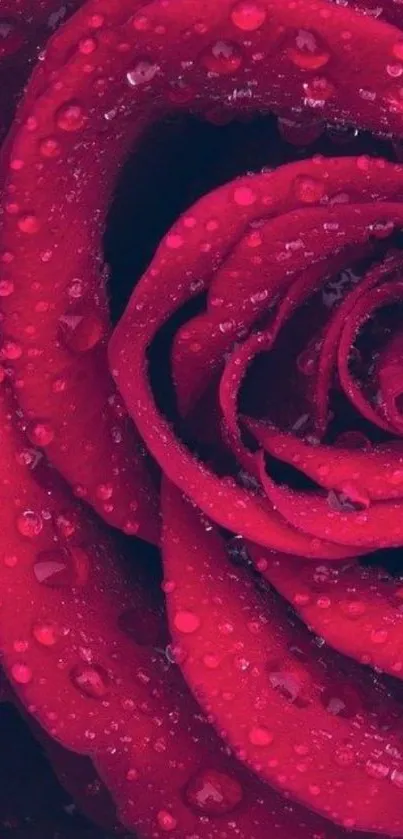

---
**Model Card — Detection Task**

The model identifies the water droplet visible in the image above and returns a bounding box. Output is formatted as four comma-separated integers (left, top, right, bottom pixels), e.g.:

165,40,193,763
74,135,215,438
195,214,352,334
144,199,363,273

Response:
370,628,388,644
286,30,330,70
78,36,97,55
17,510,43,539
1,339,22,360
11,662,32,684
0,278,14,297
200,41,243,75
55,101,87,132
54,512,76,538
173,610,201,634
58,312,104,352
70,663,109,699
39,136,61,158
365,760,390,780
95,483,113,501
248,726,274,746
321,683,362,718
33,547,90,587
303,75,335,107
156,810,177,832
184,767,244,815
233,185,257,206
294,175,325,203
340,599,366,619
32,620,60,647
126,61,160,87
27,420,55,447
268,668,309,706
230,2,267,31
387,63,403,78
166,232,184,249
17,214,40,234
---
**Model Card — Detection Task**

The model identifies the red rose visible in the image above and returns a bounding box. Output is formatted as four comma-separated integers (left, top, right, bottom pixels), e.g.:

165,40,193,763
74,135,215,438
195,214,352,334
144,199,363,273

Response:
3,1,403,837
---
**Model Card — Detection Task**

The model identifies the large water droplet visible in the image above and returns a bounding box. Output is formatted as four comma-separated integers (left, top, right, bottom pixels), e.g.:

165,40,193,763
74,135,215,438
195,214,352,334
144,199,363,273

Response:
248,726,274,746
200,41,243,75
173,610,201,634
58,312,104,353
294,174,325,203
55,101,87,132
70,663,110,699
27,420,55,447
286,30,330,70
32,620,60,647
184,767,244,816
11,662,32,685
33,547,90,587
230,1,267,31
156,811,177,831
321,683,362,718
17,510,43,539
126,61,160,87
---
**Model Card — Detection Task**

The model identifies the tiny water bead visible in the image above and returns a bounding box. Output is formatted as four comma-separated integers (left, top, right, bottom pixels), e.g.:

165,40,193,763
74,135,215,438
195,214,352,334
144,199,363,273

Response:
184,767,244,815
17,214,40,234
70,663,110,699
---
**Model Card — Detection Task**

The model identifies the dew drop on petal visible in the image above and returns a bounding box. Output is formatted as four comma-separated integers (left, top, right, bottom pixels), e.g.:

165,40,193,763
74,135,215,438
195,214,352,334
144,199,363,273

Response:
294,175,325,203
156,811,177,832
173,610,201,633
33,547,90,588
17,510,43,539
32,620,60,647
27,420,55,447
200,41,243,74
70,663,110,699
184,768,244,815
230,1,267,31
126,61,160,87
55,101,87,131
248,726,274,747
286,29,330,70
11,662,32,685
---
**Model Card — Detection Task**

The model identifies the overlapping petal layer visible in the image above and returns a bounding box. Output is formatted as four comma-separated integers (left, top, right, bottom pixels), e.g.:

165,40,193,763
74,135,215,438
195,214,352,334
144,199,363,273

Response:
3,0,403,838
